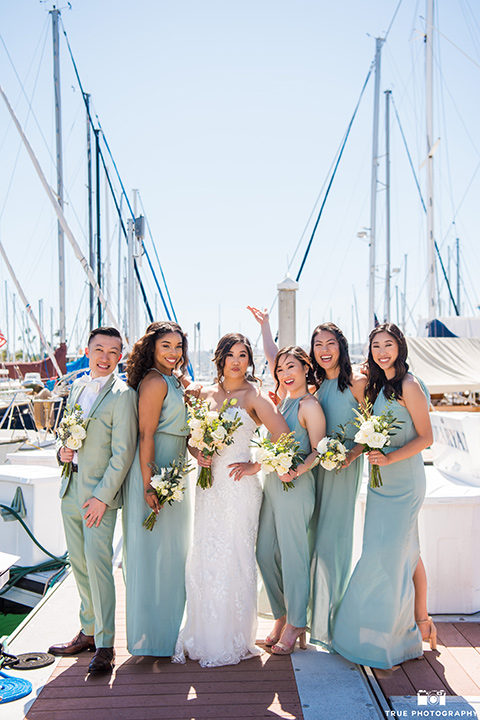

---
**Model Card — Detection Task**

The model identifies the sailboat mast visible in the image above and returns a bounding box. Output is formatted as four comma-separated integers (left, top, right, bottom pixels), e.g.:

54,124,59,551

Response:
385,89,391,321
51,7,66,345
426,0,436,320
368,37,383,331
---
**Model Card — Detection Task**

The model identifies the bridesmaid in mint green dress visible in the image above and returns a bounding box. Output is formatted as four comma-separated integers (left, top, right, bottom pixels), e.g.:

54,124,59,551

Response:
332,323,434,668
309,323,366,650
256,346,326,654
123,321,191,656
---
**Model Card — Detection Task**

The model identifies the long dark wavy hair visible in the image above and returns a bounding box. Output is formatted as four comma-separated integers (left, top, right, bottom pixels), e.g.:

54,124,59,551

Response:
126,321,189,390
310,323,352,392
213,333,259,385
273,346,316,394
365,323,409,403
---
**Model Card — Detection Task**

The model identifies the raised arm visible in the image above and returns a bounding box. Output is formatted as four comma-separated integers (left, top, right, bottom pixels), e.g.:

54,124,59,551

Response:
247,306,278,376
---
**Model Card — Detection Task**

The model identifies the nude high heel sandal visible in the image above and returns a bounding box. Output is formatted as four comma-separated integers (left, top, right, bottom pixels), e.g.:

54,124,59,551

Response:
417,617,437,651
271,629,307,655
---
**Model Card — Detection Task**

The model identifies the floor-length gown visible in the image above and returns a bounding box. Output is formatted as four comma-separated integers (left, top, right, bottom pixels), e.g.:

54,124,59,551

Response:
309,380,363,650
173,406,263,667
123,371,191,656
331,381,427,668
256,395,315,628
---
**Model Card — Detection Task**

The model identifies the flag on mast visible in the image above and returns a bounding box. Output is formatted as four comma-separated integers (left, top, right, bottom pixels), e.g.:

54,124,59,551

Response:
0,330,6,348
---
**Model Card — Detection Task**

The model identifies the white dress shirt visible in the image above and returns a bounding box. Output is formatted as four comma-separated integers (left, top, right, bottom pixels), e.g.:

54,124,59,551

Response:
73,372,114,463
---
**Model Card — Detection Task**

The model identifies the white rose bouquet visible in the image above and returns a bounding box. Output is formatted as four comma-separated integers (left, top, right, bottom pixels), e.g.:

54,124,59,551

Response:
252,432,305,491
143,457,192,531
351,397,402,488
187,397,243,489
317,435,347,473
56,404,88,480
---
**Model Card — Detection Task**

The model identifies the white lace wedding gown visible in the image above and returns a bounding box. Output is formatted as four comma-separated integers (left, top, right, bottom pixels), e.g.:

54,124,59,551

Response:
172,407,263,667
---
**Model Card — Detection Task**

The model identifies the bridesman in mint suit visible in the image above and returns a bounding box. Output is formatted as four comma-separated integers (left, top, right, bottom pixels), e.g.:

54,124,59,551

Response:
49,327,137,673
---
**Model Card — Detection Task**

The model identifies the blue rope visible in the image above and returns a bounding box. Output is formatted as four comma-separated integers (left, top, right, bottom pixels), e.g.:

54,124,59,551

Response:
295,62,374,282
0,672,32,703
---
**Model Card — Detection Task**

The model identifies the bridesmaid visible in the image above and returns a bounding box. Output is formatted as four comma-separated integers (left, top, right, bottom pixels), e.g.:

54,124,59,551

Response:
309,323,366,650
332,323,434,668
122,321,191,656
256,346,326,654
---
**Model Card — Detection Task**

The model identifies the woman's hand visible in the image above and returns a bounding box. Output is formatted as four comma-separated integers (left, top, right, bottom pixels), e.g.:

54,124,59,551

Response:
277,468,298,484
197,453,213,468
144,486,160,514
247,306,269,325
228,461,260,481
366,450,390,467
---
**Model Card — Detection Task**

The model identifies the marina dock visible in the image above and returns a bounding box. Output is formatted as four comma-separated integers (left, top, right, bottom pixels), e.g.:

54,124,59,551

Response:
2,567,479,720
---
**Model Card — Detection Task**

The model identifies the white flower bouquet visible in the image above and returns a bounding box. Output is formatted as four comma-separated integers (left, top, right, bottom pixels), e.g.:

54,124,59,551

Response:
56,404,88,480
317,435,347,473
143,457,192,531
351,397,402,488
187,397,243,489
252,432,305,491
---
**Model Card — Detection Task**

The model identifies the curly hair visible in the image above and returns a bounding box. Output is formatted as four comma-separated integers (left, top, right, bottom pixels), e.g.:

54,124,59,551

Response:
365,323,409,403
213,333,259,385
126,321,189,390
309,323,352,392
273,346,316,394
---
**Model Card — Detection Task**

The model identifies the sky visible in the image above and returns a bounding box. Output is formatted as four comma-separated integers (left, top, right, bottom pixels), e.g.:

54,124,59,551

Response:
0,0,479,362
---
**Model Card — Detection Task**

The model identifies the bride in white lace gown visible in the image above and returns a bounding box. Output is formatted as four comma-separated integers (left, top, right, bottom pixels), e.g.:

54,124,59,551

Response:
173,333,289,668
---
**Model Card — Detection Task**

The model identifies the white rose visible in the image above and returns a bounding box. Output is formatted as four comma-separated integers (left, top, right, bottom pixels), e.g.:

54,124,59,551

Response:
206,411,219,423
172,489,184,502
211,426,227,443
368,432,388,449
70,425,86,440
317,437,329,454
360,420,375,435
189,418,202,431
320,458,337,471
354,430,368,445
66,436,82,450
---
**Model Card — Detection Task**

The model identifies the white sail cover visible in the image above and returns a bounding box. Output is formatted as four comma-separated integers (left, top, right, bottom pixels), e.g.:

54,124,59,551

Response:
406,337,480,394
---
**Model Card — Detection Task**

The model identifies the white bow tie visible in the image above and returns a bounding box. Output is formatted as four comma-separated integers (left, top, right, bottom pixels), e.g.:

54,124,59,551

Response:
77,375,101,394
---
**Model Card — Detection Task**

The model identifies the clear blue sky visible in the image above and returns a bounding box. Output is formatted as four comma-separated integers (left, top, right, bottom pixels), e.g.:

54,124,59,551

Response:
0,0,479,358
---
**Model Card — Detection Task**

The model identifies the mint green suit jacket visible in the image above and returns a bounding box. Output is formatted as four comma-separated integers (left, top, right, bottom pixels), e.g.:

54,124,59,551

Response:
59,374,138,508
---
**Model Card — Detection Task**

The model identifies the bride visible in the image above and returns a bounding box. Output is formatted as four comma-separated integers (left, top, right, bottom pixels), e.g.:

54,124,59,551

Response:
173,333,289,668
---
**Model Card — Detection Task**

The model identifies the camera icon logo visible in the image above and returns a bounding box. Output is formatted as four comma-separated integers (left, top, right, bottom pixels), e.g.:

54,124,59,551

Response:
417,690,446,706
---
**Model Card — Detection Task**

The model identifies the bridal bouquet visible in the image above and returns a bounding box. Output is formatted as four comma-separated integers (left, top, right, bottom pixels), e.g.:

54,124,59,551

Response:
187,397,243,489
143,457,192,531
56,404,88,480
252,432,305,491
351,397,402,488
317,435,348,473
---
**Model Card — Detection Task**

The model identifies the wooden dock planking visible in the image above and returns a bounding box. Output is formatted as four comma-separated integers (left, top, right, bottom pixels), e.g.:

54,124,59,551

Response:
25,569,304,720
373,623,480,701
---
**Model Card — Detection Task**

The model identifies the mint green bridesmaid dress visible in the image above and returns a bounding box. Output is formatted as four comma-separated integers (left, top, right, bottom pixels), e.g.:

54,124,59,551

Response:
331,379,427,668
310,379,363,650
256,395,316,628
123,372,191,656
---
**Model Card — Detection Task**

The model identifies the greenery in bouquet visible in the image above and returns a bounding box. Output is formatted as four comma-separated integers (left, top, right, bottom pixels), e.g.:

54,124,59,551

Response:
143,457,192,531
252,432,305,491
187,397,243,489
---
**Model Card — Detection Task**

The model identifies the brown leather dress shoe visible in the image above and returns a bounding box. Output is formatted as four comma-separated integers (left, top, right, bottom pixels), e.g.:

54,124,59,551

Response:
48,630,95,656
88,647,115,674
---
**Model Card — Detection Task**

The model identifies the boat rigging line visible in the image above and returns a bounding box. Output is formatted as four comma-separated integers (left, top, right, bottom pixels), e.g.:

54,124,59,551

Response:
391,95,460,315
59,17,174,327
294,61,374,283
